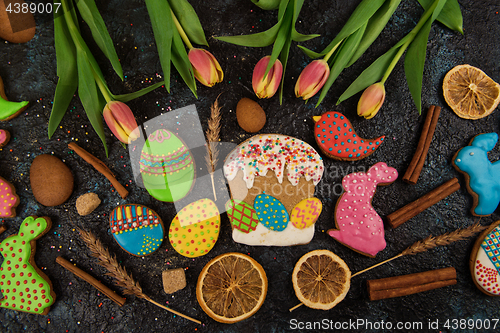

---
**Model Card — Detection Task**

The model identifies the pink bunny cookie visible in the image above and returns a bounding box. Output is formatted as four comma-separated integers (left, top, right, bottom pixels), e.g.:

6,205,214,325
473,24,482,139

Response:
0,176,20,218
328,162,398,257
0,216,56,314
0,129,10,148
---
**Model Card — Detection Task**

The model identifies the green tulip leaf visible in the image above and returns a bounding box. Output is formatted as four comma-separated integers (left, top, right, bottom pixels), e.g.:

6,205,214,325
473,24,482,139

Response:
278,32,292,105
337,44,402,105
169,0,208,46
251,0,281,10
76,0,124,80
215,0,289,47
171,30,197,98
112,81,166,103
145,0,174,93
404,17,432,114
291,30,319,42
317,0,386,57
76,48,108,156
49,5,78,138
297,45,322,59
347,0,402,67
316,23,366,106
418,0,463,34
264,0,293,78
405,0,447,114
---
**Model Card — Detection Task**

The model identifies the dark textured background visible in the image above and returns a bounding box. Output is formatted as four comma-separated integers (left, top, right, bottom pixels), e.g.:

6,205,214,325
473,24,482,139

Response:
1,0,500,332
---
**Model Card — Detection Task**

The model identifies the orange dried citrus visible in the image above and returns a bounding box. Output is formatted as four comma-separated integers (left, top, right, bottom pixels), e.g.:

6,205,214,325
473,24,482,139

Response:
443,64,500,119
196,252,267,323
292,249,350,310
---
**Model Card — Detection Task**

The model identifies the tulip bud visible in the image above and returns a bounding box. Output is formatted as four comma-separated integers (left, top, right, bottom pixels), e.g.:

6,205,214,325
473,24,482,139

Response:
357,82,386,119
252,56,283,99
295,59,330,100
188,48,223,87
103,101,140,144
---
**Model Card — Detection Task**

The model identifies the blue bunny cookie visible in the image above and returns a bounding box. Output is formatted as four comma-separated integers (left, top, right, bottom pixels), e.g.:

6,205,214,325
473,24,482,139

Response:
453,133,500,216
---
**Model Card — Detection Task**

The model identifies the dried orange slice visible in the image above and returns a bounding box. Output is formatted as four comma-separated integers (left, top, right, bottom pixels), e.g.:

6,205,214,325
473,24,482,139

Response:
292,249,350,310
196,252,267,323
443,64,500,119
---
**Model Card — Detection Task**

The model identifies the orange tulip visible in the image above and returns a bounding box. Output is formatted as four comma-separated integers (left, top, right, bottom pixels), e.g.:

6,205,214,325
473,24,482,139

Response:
103,101,140,143
188,48,223,87
295,59,330,100
357,82,386,119
252,56,283,99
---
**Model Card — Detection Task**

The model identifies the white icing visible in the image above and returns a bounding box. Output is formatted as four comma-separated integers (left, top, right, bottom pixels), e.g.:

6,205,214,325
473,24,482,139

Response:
232,222,314,246
474,247,500,295
223,134,324,189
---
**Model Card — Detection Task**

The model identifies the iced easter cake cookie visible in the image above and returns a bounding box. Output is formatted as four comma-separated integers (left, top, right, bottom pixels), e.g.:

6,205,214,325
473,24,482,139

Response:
224,134,324,246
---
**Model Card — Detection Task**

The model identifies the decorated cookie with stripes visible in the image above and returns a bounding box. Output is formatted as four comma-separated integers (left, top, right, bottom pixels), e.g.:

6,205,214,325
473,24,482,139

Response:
313,111,385,161
109,204,164,256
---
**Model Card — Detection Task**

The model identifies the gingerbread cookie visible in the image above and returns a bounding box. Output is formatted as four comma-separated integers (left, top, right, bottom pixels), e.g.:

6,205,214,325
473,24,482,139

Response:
327,162,398,257
470,220,500,296
0,129,10,148
0,216,56,315
452,133,500,216
313,111,385,161
168,198,220,258
0,176,20,218
139,129,195,202
109,204,164,256
224,134,324,246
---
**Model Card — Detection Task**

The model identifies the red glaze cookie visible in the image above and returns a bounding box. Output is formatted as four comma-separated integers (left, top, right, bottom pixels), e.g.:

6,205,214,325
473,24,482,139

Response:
313,111,385,161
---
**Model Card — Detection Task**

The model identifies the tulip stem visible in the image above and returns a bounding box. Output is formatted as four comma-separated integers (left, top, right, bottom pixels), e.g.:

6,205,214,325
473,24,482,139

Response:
380,0,441,85
323,40,341,62
93,71,113,103
171,9,193,50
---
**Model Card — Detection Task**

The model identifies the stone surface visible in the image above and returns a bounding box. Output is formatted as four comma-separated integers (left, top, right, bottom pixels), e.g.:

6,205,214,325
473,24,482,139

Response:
0,0,499,332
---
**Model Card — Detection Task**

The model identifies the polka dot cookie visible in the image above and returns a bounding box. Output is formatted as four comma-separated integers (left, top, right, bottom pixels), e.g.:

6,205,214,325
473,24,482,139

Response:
0,176,20,218
0,216,56,315
168,199,220,258
313,111,385,161
253,194,289,231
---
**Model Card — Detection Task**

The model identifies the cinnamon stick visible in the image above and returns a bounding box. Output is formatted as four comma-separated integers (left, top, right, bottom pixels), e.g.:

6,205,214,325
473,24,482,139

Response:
0,224,6,235
367,267,456,301
386,178,460,228
68,142,128,199
403,105,441,185
56,256,126,307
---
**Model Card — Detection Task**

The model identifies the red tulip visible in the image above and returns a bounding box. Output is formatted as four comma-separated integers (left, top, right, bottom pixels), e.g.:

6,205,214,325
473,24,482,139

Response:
103,101,140,143
295,59,330,100
252,56,283,99
188,48,223,87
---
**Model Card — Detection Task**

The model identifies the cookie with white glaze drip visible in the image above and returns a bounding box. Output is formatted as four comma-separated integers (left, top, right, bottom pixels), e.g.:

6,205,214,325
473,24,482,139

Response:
313,111,385,161
224,134,324,246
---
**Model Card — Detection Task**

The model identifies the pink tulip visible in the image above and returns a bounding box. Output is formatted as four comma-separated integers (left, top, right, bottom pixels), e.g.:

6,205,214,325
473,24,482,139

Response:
103,101,140,143
188,48,223,87
295,59,330,100
252,56,283,99
357,82,386,119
